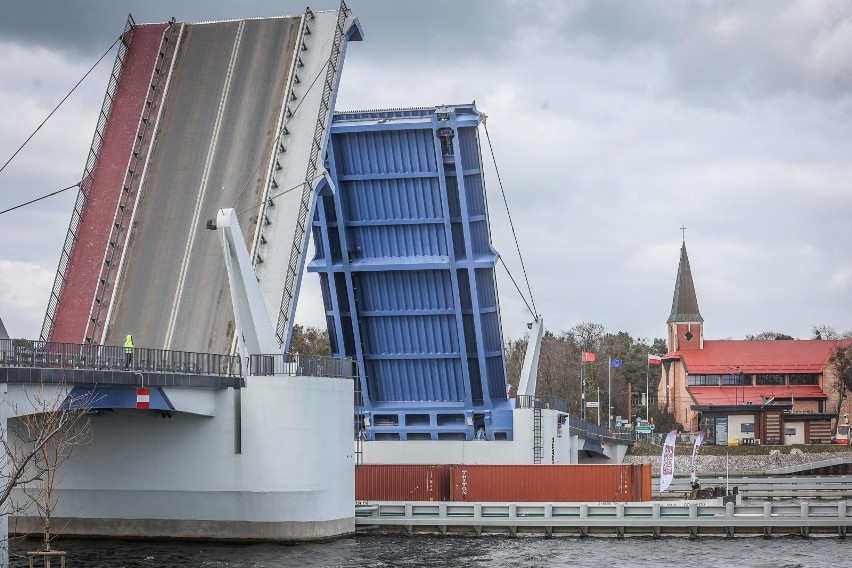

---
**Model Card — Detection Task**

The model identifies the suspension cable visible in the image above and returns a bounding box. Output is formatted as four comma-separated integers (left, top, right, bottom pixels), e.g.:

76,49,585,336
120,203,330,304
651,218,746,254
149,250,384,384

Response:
483,122,538,317
0,36,122,176
235,174,325,217
498,256,535,319
0,182,81,216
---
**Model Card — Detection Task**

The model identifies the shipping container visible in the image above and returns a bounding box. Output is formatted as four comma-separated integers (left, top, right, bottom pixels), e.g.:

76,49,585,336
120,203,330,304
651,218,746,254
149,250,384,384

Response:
448,464,651,502
356,465,451,502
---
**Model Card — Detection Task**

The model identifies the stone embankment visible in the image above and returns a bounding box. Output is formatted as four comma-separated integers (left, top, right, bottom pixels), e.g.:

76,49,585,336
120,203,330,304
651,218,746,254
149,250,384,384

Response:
624,450,849,476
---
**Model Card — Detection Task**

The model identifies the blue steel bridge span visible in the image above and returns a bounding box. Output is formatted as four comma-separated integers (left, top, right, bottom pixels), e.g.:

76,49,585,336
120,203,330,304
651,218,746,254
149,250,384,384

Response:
310,104,512,441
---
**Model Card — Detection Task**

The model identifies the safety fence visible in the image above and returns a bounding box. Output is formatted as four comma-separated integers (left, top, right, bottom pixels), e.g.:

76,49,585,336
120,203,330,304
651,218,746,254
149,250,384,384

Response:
0,339,241,377
248,353,357,379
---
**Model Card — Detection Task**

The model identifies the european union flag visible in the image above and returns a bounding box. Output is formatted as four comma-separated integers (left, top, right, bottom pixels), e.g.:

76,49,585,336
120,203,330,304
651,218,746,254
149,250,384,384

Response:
611,359,623,368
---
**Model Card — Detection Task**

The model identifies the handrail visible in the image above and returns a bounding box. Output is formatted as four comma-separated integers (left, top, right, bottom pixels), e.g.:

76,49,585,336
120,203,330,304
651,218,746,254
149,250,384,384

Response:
40,15,137,342
86,18,181,344
0,338,241,377
514,395,634,443
356,499,852,537
248,353,356,379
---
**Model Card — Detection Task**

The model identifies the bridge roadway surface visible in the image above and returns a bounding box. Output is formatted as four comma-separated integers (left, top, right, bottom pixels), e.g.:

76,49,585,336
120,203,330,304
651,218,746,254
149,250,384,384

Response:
104,17,299,354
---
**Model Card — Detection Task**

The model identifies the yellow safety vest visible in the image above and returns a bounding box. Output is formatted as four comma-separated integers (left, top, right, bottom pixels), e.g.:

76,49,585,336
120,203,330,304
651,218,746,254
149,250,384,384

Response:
125,335,134,352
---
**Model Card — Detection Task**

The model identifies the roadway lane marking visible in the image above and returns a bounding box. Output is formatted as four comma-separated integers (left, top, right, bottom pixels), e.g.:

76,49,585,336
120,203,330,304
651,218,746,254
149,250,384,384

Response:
164,20,245,349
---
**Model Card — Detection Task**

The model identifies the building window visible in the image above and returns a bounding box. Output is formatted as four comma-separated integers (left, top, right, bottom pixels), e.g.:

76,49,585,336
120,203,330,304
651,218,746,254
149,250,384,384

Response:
689,374,720,386
785,427,796,436
741,423,754,433
755,374,784,385
789,374,819,385
721,374,749,385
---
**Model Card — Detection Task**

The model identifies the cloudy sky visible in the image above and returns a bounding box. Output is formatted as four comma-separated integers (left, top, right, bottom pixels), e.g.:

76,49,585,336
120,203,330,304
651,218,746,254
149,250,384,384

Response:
1,0,850,344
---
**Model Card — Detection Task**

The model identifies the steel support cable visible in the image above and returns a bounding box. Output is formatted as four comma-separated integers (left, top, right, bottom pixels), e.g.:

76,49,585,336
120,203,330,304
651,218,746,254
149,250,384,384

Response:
483,122,538,317
231,54,331,209
0,182,80,216
0,36,122,176
235,173,325,217
498,256,535,319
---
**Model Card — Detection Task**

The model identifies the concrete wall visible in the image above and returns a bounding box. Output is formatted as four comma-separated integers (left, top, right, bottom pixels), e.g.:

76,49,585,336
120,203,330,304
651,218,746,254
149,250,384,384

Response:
728,413,756,443
9,376,355,541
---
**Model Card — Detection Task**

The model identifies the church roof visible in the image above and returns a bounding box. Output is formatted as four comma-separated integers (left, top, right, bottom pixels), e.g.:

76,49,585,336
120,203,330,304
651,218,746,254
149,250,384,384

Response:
0,317,8,340
667,242,703,324
665,339,852,374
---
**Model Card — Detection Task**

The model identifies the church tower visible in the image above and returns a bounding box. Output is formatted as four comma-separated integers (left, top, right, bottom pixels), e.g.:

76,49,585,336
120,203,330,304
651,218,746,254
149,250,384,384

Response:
667,241,703,351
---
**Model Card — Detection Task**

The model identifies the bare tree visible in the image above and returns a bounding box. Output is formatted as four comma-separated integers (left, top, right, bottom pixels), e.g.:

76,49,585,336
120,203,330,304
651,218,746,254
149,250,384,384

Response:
0,383,92,561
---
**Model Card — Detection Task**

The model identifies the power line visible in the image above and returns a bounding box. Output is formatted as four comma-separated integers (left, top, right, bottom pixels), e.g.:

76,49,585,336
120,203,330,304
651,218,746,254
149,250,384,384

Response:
483,121,538,317
0,35,122,176
0,183,80,216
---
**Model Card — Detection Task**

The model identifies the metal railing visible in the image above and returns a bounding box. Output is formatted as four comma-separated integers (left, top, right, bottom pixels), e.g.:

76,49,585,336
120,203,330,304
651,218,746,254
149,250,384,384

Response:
515,395,569,413
40,15,137,343
514,395,633,443
355,500,852,538
0,339,241,377
248,353,356,379
86,18,181,344
276,1,350,343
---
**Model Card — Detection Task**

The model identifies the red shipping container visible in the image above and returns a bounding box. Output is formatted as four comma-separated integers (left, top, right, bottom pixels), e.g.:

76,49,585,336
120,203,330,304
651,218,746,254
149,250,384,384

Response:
449,464,651,502
356,465,451,502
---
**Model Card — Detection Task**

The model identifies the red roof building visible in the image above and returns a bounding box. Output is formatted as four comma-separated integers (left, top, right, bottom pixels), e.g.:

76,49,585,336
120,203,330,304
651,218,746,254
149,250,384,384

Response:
657,242,851,445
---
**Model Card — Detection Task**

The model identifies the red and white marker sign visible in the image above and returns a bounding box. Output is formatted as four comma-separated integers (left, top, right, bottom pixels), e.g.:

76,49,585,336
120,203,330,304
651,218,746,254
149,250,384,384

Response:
136,387,150,409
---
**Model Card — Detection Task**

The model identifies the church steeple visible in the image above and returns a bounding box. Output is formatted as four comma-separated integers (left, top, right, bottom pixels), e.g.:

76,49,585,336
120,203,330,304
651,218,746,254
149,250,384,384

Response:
667,238,703,351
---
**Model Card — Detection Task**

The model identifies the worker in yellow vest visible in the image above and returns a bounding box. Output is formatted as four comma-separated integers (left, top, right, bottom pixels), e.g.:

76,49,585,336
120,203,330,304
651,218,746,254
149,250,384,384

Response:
124,334,134,370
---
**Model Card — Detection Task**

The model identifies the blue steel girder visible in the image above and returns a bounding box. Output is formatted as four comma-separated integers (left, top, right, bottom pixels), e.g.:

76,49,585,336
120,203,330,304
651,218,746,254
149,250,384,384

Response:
313,176,346,358
428,120,473,410
324,139,372,412
448,112,492,409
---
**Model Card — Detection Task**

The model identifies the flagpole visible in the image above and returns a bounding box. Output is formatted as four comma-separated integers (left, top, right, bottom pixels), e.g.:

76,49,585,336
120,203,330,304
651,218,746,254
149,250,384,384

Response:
608,356,612,430
581,357,586,421
646,354,650,422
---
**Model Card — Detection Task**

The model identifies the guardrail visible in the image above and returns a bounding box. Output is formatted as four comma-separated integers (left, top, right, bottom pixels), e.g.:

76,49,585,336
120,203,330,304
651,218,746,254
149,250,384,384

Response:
0,339,241,377
248,353,356,379
356,500,851,537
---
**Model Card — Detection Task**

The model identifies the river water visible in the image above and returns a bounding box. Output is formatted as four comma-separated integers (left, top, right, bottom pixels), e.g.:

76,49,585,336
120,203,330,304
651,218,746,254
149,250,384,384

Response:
9,533,849,567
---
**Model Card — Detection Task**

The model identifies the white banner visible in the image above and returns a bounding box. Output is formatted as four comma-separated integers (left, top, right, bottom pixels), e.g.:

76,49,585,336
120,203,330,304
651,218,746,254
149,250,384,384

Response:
659,430,678,492
690,431,706,483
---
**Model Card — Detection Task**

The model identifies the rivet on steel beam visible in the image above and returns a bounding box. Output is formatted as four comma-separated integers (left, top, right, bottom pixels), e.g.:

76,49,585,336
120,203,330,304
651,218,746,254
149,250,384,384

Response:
260,234,267,245
294,74,300,84
297,57,304,68
267,198,275,207
301,42,308,51
291,91,297,101
275,159,282,171
264,215,271,226
272,178,279,189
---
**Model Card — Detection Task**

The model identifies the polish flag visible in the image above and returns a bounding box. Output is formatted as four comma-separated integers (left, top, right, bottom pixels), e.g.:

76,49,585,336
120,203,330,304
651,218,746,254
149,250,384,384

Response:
136,387,150,409
581,352,596,362
648,354,662,365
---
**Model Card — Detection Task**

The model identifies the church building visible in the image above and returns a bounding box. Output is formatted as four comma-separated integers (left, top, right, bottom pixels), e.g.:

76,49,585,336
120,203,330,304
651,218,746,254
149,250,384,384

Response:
658,241,851,445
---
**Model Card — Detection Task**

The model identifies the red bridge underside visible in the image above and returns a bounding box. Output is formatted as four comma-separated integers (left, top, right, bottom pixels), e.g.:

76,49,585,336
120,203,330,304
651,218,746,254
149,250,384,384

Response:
50,24,168,344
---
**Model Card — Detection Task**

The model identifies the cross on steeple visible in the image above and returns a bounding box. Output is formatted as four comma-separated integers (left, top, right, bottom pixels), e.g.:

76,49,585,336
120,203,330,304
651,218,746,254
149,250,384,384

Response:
680,225,687,242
